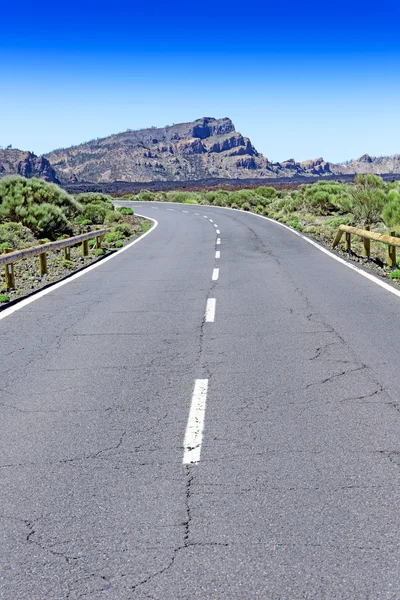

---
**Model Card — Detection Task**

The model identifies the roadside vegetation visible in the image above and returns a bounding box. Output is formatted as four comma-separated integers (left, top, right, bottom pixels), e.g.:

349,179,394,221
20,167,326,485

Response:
0,176,151,303
121,174,400,278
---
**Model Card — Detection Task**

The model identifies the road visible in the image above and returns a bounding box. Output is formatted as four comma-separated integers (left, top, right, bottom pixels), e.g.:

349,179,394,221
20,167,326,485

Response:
1,202,400,599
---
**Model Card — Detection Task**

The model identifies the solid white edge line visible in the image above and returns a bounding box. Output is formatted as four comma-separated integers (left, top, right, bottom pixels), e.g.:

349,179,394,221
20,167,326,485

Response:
215,251,220,259
183,378,209,464
216,238,221,245
205,298,216,322
117,201,400,301
0,215,158,322
212,268,219,281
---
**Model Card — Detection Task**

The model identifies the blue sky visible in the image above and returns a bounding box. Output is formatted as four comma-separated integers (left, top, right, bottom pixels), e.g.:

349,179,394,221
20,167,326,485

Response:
1,0,400,163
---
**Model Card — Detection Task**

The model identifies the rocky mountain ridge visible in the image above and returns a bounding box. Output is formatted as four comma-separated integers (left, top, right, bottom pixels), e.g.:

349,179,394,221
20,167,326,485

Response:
1,118,400,184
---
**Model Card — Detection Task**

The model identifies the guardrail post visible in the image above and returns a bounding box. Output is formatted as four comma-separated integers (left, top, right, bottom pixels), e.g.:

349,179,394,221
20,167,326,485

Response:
96,235,102,249
332,229,343,248
39,252,48,275
4,248,15,290
345,232,351,256
388,231,396,269
82,239,89,257
363,226,370,262
64,246,71,260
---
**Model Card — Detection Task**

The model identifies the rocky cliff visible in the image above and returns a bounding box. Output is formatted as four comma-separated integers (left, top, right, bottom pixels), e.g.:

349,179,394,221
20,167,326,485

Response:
0,150,59,182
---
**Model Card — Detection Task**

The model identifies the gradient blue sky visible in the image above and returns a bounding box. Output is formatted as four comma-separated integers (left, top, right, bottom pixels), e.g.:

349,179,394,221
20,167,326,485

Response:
1,0,399,163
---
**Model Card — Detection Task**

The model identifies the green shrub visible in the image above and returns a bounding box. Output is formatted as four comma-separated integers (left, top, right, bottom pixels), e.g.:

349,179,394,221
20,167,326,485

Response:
105,210,123,224
62,260,74,269
77,218,93,226
75,192,113,211
95,248,107,255
17,204,72,239
349,174,386,225
257,186,279,200
325,216,353,229
138,190,156,201
141,220,152,233
83,203,107,224
0,222,36,249
115,241,124,248
389,270,400,280
113,223,132,237
0,294,10,303
255,205,264,214
241,202,251,211
382,191,400,227
117,206,134,215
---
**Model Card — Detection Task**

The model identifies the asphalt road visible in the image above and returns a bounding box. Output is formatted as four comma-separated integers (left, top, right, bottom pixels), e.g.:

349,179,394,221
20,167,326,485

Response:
2,202,400,599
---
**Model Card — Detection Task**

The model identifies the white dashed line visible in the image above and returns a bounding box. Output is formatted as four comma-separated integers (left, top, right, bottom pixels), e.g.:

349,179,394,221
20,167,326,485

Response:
182,210,188,213
215,251,220,259
209,219,213,223
203,215,208,219
216,229,220,234
152,207,159,210
183,379,209,464
205,298,216,322
216,238,221,245
212,268,219,281
194,213,199,215
167,208,175,211
214,224,218,228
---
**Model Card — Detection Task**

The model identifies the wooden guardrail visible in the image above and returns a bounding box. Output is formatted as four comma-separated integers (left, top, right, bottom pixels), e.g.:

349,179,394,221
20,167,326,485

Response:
333,225,400,268
0,229,106,289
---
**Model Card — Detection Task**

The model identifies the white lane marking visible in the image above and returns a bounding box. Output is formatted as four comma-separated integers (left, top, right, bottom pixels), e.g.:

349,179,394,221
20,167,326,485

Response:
212,268,219,281
214,224,218,228
167,208,175,211
182,210,188,213
183,379,209,464
152,207,158,210
216,238,221,245
194,212,199,215
203,215,208,219
215,251,220,259
209,219,213,223
216,229,220,234
0,216,158,322
205,298,216,322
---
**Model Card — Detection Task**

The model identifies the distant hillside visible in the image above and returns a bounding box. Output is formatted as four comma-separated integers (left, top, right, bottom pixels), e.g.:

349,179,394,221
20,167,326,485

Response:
2,118,400,185
0,150,59,182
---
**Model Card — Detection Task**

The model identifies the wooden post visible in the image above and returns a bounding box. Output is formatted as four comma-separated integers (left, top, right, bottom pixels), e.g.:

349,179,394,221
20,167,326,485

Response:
4,248,15,289
388,231,396,269
345,232,351,255
39,252,47,275
363,226,370,261
96,235,102,250
64,246,71,260
332,229,343,248
82,233,89,256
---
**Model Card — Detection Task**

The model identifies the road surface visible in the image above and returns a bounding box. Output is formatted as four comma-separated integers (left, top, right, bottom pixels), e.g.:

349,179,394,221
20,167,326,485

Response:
1,202,400,599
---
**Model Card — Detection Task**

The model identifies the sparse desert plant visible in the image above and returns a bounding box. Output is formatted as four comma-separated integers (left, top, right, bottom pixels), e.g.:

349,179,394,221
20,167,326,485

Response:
389,269,400,280
349,174,387,225
105,210,123,224
117,206,134,215
113,223,132,237
115,241,124,248
83,203,107,224
382,190,400,228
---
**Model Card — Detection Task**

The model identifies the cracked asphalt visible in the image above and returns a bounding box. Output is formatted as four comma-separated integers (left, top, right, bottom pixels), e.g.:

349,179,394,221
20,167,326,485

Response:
2,202,400,598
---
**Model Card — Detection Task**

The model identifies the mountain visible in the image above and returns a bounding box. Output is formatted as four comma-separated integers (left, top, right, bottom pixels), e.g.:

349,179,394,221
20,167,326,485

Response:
0,149,59,182
2,119,400,185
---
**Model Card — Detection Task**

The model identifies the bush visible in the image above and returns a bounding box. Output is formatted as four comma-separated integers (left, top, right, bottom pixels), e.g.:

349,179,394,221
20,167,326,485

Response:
83,203,107,224
75,192,113,211
389,270,400,280
241,202,251,211
115,241,124,248
257,186,279,200
0,176,80,239
138,190,156,201
0,294,10,303
105,210,123,224
382,191,400,227
114,223,132,237
0,222,36,249
117,206,134,215
349,174,386,225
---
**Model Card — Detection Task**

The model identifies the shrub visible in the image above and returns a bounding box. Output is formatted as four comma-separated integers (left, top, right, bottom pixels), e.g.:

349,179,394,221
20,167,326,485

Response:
349,174,386,225
113,223,132,237
95,248,107,255
325,216,353,229
241,202,251,211
62,260,74,269
0,222,36,249
83,203,107,224
117,206,134,215
138,190,156,201
389,270,400,280
105,210,123,224
257,186,279,200
75,193,113,211
0,176,79,238
0,294,10,303
255,205,264,214
115,241,124,248
382,191,400,227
